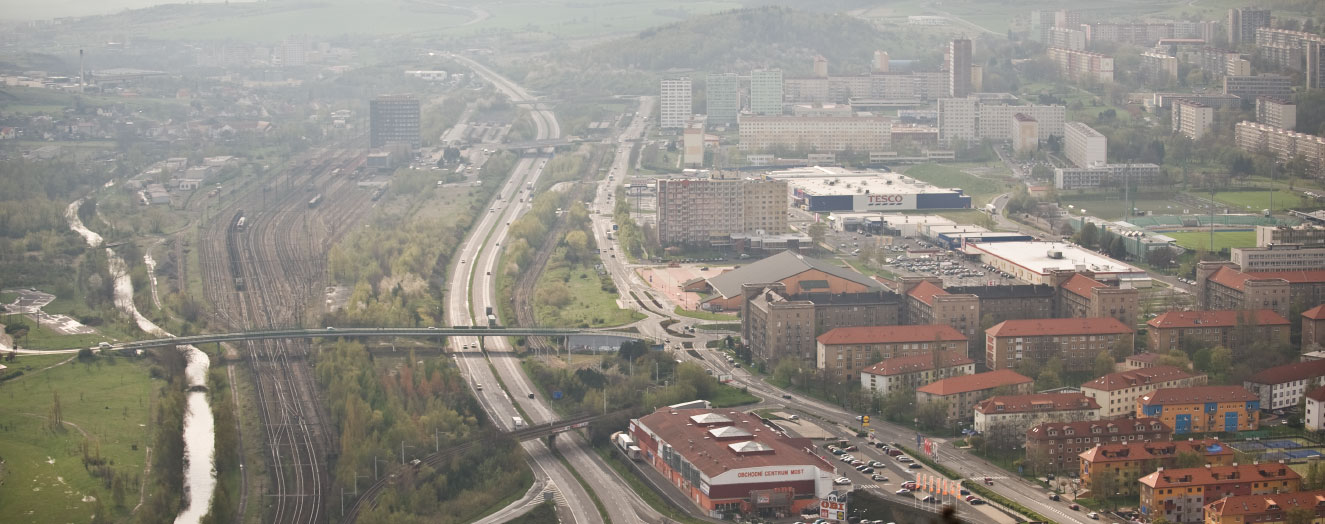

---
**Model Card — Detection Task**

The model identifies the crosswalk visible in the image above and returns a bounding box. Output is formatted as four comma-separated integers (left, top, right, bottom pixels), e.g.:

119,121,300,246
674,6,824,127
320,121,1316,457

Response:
856,484,882,490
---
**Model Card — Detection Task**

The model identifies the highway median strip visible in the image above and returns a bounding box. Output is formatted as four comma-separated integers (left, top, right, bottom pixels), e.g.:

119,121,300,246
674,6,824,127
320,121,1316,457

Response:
549,443,612,524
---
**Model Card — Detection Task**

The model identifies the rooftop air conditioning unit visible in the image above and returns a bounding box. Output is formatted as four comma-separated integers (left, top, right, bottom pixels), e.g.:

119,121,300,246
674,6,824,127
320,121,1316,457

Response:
1047,250,1064,259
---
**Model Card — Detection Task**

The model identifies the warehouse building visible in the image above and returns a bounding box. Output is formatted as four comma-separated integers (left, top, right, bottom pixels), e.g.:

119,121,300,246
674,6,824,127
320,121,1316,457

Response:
771,167,971,212
969,241,1149,285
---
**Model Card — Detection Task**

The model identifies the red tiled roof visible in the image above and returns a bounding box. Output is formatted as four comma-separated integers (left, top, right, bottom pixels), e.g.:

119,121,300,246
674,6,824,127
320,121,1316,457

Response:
1026,418,1171,442
1209,266,1325,290
1081,366,1202,392
906,280,948,306
916,369,1032,396
974,393,1099,415
1139,463,1299,489
634,408,833,478
1306,385,1325,403
1079,439,1231,464
1208,265,1253,290
1207,490,1325,518
861,351,972,377
1148,309,1290,330
1247,359,1325,385
985,317,1133,337
817,324,967,346
1139,385,1258,406
1305,305,1325,320
1060,273,1106,298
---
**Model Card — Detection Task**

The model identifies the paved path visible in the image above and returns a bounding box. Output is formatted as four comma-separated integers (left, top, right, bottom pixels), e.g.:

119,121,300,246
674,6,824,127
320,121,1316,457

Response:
1,288,97,336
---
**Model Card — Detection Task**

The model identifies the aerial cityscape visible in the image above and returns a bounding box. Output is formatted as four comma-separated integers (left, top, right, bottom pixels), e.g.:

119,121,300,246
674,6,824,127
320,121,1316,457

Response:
4,1,1325,523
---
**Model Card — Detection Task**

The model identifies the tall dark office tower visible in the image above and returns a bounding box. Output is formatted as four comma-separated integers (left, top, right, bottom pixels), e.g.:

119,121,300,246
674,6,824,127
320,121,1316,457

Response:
947,38,972,98
369,94,420,148
1227,7,1271,45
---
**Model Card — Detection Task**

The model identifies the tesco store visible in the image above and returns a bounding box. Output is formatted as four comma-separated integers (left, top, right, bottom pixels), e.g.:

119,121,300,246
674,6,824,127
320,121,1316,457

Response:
630,408,835,518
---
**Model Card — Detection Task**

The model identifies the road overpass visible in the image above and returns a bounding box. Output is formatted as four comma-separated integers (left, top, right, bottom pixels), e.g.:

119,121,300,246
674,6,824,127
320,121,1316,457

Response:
80,326,650,352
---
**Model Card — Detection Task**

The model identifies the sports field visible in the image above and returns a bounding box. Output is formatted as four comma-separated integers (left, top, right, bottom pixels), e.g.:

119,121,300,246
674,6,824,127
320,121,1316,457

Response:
1163,230,1256,252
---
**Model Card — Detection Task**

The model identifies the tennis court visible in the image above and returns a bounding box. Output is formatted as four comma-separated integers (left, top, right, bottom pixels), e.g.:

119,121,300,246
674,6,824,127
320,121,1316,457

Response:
1230,438,1324,462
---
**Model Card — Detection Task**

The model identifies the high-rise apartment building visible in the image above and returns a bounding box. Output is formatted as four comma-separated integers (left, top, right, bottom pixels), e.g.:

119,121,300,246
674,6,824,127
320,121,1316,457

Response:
1256,97,1297,130
937,97,978,142
737,115,892,152
1048,27,1087,50
872,50,890,73
947,39,972,98
705,73,739,126
1309,41,1325,89
1139,51,1179,86
660,77,692,129
749,69,784,116
1047,47,1115,83
1228,7,1272,45
655,177,788,247
1223,74,1293,101
1064,122,1107,168
937,98,1066,144
368,94,420,148
1235,122,1325,176
1173,100,1214,139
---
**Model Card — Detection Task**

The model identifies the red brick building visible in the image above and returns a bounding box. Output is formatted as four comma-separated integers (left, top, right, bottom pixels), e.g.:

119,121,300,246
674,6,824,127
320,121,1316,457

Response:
1025,418,1172,473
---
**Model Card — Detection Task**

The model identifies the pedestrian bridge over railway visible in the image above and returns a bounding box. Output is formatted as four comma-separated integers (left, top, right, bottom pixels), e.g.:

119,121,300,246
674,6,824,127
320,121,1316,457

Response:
95,326,651,351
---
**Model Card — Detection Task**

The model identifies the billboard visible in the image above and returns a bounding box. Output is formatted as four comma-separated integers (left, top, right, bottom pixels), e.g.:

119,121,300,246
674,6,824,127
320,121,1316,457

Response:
709,465,818,485
853,193,917,211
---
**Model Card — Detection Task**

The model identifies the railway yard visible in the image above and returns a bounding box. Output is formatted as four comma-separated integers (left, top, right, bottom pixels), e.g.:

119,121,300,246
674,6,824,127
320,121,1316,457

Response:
198,143,373,524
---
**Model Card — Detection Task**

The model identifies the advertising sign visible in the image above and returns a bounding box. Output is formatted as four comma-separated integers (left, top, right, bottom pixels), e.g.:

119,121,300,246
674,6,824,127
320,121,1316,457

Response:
820,493,847,521
853,193,917,211
710,465,817,484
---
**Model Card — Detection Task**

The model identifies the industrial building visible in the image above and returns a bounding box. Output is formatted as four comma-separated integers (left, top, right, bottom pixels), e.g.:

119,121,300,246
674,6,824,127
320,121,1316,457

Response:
629,408,835,517
968,241,1148,285
771,167,971,212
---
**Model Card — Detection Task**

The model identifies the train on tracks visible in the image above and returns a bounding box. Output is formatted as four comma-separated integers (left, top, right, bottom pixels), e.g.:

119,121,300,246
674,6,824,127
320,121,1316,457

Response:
308,194,324,208
227,209,247,290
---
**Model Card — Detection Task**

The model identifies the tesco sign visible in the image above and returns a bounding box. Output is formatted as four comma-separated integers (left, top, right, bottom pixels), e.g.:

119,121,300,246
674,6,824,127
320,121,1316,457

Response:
853,193,916,211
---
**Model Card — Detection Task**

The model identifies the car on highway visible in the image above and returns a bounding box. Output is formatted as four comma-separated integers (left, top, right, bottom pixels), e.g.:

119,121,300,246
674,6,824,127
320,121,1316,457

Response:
895,488,911,496
969,498,985,505
871,474,887,481
896,456,912,463
1086,512,1099,519
475,383,483,391
527,393,535,399
908,463,923,469
869,461,885,468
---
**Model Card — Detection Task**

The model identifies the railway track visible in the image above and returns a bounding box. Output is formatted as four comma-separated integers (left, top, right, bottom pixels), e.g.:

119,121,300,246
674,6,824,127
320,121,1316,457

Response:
198,142,370,524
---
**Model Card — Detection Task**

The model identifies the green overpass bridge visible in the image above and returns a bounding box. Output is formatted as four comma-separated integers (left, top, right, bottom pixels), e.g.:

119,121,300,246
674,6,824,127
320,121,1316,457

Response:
92,326,649,352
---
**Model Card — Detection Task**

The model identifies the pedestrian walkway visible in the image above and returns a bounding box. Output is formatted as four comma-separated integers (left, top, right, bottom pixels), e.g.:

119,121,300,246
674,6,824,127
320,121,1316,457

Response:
2,288,97,335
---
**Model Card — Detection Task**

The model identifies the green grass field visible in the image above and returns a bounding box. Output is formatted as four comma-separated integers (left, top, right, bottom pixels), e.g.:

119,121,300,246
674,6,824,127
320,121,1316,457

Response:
1215,190,1311,213
1163,230,1257,252
1057,196,1185,220
534,262,644,328
0,355,158,523
671,306,737,322
903,164,1002,197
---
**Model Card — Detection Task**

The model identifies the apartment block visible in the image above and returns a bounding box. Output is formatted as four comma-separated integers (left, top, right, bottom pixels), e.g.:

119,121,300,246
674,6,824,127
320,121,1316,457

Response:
860,351,973,396
1244,359,1325,410
985,318,1134,372
1152,92,1243,111
1224,75,1293,102
1141,463,1297,523
1030,10,1078,43
1235,122,1325,176
1178,47,1251,78
1254,97,1297,130
1079,439,1233,495
737,114,891,152
915,369,1033,423
1047,47,1115,83
977,103,1066,142
937,97,978,142
1257,224,1325,248
368,94,420,149
1308,383,1325,430
660,77,692,129
1049,27,1087,51
1206,491,1325,524
1196,262,1323,319
1064,121,1107,168
1137,386,1260,434
1256,28,1324,71
1305,305,1325,353
1228,8,1272,45
1082,366,1208,419
749,69,783,116
1054,163,1163,190
1055,273,1139,328
1232,244,1325,271
742,283,900,366
1084,23,1173,46
1139,51,1179,87
1147,309,1290,356
655,177,787,246
1011,113,1038,153
815,324,967,381
973,393,1100,434
947,39,972,98
1173,100,1214,140
705,73,740,126
1309,41,1325,89
1026,418,1172,474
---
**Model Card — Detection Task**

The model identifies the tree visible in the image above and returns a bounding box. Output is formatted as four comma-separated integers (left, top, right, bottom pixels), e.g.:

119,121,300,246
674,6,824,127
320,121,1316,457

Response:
1077,221,1099,248
1286,507,1315,524
1094,351,1117,378
916,399,950,430
1158,349,1193,370
1091,469,1121,508
807,221,827,249
1112,333,1136,360
1175,451,1205,468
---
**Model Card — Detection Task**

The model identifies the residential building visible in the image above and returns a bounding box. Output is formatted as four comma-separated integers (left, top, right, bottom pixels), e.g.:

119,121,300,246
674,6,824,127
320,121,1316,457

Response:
1224,75,1294,104
1049,27,1087,51
705,73,740,126
1304,305,1325,353
1236,121,1325,176
1147,309,1291,355
1140,51,1180,87
860,351,974,395
1306,385,1325,431
1030,10,1079,43
1137,386,1261,434
937,97,978,142
1079,439,1234,495
973,393,1100,434
1054,163,1163,190
1084,23,1174,46
1064,121,1108,168
985,318,1135,372
630,408,835,515
1140,463,1299,523
1228,8,1272,45
1026,418,1172,473
1231,244,1325,272
1151,91,1244,110
660,77,692,129
1047,47,1115,83
1196,261,1325,318
1255,96,1297,130
1257,225,1325,248
915,369,1033,423
741,281,899,366
1082,366,1208,419
1055,273,1140,328
1310,41,1325,89
978,103,1066,142
737,114,891,152
1244,359,1325,410
947,39,972,98
749,69,783,116
1173,100,1214,140
656,177,787,247
1127,353,1169,370
682,124,705,167
816,325,967,380
1206,490,1325,524
368,94,420,149
1255,28,1324,71
1012,113,1038,154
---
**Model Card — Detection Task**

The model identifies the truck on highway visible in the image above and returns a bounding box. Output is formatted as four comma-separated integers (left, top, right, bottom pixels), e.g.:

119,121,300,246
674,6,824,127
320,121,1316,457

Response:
983,203,996,214
512,416,525,428
487,313,498,327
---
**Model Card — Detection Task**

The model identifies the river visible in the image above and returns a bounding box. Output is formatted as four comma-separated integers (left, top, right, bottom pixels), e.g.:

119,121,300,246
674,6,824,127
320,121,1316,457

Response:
65,198,216,524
